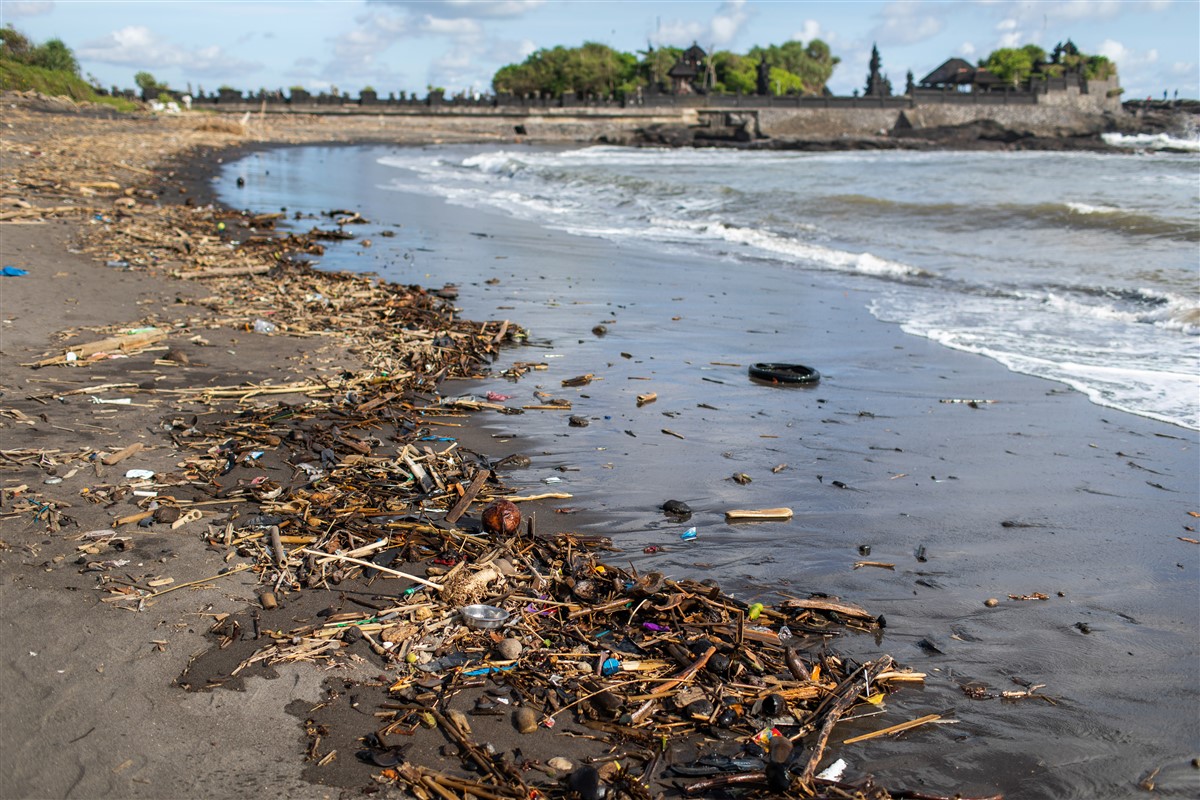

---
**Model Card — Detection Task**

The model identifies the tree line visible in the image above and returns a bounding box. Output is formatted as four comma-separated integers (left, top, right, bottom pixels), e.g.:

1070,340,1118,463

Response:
980,41,1116,87
493,39,1118,100
492,40,840,98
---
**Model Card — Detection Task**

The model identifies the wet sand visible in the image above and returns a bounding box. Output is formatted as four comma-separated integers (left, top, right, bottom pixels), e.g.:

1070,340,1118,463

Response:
1,104,1197,800
228,144,1200,798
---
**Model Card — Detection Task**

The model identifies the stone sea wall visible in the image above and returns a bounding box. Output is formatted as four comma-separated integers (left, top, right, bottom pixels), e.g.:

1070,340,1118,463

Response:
756,102,1119,138
196,83,1122,142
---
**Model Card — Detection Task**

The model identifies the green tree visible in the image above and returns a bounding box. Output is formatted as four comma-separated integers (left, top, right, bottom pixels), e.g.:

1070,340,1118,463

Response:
493,42,638,98
709,50,751,93
134,71,161,92
31,39,79,74
746,39,838,95
0,24,33,62
638,45,682,90
983,42,1114,85
1084,55,1116,80
2,28,80,75
492,37,842,98
980,47,1039,86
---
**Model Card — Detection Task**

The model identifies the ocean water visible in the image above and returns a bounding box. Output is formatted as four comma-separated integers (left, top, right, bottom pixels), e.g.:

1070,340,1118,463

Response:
369,145,1200,430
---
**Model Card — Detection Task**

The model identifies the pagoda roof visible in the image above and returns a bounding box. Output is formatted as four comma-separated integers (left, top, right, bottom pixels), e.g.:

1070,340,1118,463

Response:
920,58,976,86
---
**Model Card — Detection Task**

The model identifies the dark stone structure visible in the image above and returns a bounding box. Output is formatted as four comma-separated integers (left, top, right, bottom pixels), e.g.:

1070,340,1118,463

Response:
668,43,708,94
864,44,891,97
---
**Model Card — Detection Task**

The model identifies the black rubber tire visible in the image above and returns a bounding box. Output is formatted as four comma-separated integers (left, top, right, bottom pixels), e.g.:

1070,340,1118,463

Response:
748,362,821,385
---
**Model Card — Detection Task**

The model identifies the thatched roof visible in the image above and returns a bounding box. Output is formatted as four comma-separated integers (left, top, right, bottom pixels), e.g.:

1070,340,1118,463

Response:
920,58,975,87
972,69,1005,86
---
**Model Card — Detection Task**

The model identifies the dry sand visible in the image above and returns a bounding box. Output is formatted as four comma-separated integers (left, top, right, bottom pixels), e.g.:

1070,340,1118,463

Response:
0,100,529,800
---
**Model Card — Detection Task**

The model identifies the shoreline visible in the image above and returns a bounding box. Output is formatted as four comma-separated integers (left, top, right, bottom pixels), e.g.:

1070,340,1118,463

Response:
1,101,1197,800
213,142,1199,797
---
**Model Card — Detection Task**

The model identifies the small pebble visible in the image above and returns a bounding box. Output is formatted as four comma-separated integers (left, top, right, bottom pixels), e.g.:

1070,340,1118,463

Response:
495,637,522,661
984,598,999,608
547,756,573,772
514,706,539,734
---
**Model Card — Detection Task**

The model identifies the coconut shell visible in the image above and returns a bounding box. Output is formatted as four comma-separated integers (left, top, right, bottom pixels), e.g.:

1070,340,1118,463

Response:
482,499,521,535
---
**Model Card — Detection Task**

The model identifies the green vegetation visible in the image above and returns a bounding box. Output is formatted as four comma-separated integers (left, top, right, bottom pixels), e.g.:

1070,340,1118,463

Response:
981,40,1116,86
1,24,78,73
492,39,838,98
493,42,639,97
1,26,137,111
134,70,170,95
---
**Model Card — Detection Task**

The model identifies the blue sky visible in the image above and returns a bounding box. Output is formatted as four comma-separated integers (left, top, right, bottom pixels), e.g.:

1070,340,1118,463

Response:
3,1,1196,99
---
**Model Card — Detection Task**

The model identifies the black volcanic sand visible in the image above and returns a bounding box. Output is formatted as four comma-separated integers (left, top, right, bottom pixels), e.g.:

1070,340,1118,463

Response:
218,144,1199,800
0,120,1196,800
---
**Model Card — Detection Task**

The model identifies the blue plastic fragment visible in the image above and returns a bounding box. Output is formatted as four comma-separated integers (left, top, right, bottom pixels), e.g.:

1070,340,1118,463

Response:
462,664,516,677
1,267,29,277
680,527,698,541
601,658,621,676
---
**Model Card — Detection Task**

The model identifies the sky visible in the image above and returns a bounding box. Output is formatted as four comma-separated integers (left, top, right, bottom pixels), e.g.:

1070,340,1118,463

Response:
2,1,1197,99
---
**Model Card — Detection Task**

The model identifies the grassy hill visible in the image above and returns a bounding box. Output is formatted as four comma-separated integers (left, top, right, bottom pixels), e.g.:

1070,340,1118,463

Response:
0,59,138,112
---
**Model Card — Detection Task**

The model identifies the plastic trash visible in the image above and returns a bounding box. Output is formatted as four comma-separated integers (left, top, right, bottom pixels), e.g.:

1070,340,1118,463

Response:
252,319,276,334
600,657,621,676
680,527,698,541
816,758,848,781
124,469,155,480
1,266,29,276
748,602,764,621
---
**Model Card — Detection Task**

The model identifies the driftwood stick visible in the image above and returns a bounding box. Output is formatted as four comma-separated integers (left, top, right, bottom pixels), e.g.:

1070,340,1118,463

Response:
299,548,442,590
842,712,941,745
444,468,490,525
799,657,892,784
268,525,286,569
639,645,716,700
683,772,767,795
146,563,253,598
433,710,500,781
414,768,520,800
420,775,460,800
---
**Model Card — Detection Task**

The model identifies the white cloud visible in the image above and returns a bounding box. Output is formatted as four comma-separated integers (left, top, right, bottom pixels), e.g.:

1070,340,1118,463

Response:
872,1,944,46
78,26,260,77
710,0,749,45
318,1,542,92
794,19,822,43
654,0,750,48
996,18,1017,31
2,1,53,17
420,16,483,37
1099,38,1159,69
958,41,977,57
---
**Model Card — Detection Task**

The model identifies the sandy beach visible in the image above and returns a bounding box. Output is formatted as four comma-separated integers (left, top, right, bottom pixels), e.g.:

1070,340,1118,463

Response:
1,98,1196,800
